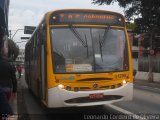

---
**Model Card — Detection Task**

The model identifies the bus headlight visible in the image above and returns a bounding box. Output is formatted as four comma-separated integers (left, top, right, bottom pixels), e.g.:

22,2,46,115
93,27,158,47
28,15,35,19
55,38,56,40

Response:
122,80,127,85
58,84,64,89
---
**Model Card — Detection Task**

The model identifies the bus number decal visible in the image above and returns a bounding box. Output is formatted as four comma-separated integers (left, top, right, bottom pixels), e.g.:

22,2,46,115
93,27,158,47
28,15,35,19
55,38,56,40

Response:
116,74,129,79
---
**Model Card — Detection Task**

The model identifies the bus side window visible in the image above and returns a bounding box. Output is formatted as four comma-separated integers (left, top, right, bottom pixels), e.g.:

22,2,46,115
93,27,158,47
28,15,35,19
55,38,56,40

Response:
33,35,37,60
37,32,39,46
31,40,34,60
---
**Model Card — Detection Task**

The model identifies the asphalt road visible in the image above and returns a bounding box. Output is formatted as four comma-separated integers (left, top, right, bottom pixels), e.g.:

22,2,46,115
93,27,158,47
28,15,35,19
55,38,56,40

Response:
114,85,160,114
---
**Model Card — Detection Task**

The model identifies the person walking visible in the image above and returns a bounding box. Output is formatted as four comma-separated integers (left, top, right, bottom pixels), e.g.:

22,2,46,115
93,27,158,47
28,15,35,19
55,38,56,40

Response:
0,49,17,119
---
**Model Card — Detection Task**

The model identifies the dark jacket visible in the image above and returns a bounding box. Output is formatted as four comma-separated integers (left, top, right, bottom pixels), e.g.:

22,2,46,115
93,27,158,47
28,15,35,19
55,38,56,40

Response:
0,56,17,92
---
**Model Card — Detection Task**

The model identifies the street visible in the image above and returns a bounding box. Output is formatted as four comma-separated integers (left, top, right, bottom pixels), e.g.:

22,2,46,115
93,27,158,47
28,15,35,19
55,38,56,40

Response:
17,73,160,120
114,85,160,114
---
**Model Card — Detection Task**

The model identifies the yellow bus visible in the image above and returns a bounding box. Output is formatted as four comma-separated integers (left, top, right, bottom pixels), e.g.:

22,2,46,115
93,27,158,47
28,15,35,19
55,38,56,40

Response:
25,9,133,108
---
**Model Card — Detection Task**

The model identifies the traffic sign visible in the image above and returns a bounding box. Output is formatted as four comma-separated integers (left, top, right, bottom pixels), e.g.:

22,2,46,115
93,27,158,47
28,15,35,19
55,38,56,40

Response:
24,26,36,34
149,49,154,55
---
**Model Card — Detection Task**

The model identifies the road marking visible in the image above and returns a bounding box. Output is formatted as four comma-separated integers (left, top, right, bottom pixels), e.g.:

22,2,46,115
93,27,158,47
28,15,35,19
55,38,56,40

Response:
106,104,148,120
142,86,160,91
152,87,160,90
135,84,160,91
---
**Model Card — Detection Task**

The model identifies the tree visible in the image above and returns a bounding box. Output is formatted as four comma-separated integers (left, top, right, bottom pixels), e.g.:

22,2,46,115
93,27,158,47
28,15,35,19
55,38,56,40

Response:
8,39,19,61
152,28,160,49
92,0,160,33
126,22,136,30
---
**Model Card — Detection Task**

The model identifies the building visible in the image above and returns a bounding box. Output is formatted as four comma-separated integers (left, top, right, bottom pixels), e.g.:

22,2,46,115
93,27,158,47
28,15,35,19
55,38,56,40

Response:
16,49,25,64
0,0,10,55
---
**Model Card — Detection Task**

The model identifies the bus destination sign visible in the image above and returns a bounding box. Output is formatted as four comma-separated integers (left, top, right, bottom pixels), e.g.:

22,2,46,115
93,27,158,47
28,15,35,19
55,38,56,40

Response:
50,12,124,26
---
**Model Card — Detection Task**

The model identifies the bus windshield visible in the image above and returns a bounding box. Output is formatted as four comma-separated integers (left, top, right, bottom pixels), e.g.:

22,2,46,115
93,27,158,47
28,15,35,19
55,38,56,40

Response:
50,27,129,73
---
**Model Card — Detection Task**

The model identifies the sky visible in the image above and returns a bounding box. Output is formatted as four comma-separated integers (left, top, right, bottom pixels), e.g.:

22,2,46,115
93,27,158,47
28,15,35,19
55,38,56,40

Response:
9,0,124,49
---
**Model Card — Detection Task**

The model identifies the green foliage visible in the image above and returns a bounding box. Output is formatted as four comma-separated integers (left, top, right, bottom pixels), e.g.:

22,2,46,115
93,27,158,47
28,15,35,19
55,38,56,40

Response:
143,34,150,49
8,39,19,61
140,28,160,49
152,28,160,49
126,22,136,30
92,0,160,33
92,0,133,7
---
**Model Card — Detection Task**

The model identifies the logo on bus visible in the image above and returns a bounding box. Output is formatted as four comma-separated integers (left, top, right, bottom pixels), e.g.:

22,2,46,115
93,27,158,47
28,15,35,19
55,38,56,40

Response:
93,83,98,89
60,76,75,80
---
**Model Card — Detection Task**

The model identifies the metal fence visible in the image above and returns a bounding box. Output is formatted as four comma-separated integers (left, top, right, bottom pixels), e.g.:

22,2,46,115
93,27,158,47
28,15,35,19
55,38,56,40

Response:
138,56,160,73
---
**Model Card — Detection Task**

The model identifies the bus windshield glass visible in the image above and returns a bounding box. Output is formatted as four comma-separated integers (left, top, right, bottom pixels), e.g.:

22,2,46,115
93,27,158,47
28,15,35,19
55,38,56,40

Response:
50,27,129,73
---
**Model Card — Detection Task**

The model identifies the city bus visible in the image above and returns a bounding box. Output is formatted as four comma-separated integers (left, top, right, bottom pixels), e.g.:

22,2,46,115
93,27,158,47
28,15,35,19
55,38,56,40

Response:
25,9,133,108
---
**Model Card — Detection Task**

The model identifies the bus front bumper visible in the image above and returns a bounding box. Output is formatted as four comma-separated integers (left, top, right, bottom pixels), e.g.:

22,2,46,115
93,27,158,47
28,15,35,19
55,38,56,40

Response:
47,83,133,108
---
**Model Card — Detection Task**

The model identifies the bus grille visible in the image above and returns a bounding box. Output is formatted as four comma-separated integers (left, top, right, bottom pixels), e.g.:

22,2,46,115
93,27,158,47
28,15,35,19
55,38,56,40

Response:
100,83,122,89
66,83,122,91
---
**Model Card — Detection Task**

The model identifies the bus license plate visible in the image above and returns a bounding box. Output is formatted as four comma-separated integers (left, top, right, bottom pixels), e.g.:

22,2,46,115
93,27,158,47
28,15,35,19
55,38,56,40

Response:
89,93,104,99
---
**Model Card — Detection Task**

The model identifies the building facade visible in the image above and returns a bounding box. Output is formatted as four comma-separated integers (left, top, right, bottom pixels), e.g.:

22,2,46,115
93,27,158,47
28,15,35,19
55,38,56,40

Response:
16,49,25,64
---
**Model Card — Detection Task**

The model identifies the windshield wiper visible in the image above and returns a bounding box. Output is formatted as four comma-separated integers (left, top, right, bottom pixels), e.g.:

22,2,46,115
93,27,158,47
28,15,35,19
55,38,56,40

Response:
84,34,89,58
99,25,111,47
69,25,87,47
69,25,89,58
99,34,103,61
98,26,111,61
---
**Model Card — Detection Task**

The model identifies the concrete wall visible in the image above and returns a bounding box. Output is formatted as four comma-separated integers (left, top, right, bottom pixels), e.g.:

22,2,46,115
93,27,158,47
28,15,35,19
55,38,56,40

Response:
133,58,138,70
135,71,160,82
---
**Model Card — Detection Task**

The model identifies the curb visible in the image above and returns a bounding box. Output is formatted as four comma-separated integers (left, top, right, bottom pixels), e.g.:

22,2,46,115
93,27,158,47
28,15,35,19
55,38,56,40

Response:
134,79,160,89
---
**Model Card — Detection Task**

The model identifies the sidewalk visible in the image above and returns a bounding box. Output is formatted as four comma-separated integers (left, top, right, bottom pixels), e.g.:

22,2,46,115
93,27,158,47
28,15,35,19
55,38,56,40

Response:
10,96,17,115
134,79,160,89
9,71,23,119
7,89,18,120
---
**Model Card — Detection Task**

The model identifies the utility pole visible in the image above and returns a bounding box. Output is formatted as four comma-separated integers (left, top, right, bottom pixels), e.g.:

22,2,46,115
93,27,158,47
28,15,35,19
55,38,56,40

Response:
148,27,157,82
11,27,35,40
9,30,12,40
11,29,24,40
148,31,154,82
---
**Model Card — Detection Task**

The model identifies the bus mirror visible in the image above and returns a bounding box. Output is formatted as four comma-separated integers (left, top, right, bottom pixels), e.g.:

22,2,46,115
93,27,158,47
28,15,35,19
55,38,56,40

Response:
40,23,45,30
40,23,46,45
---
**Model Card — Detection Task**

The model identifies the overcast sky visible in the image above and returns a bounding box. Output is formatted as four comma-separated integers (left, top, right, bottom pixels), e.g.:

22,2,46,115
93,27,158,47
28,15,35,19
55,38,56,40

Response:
9,0,124,49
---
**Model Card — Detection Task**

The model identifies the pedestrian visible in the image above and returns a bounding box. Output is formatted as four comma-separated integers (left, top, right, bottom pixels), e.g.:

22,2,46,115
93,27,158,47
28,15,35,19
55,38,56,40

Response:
0,48,17,119
0,87,13,120
16,64,22,79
